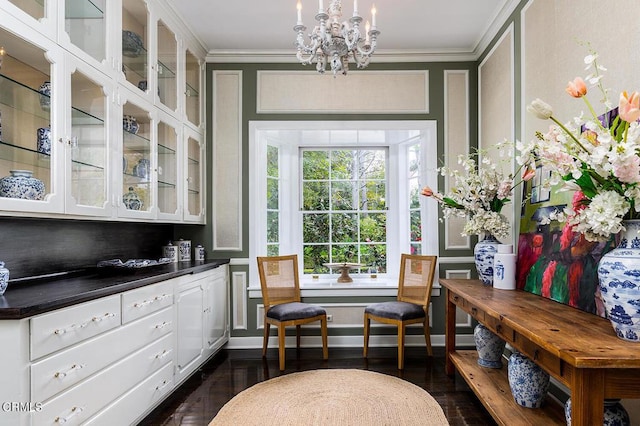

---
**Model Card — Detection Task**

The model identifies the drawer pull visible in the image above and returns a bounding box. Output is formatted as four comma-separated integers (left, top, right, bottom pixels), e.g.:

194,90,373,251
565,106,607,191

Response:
155,349,172,360
54,313,117,335
91,312,116,323
54,363,85,379
134,299,154,308
155,321,172,330
155,379,170,391
55,406,84,423
155,293,171,302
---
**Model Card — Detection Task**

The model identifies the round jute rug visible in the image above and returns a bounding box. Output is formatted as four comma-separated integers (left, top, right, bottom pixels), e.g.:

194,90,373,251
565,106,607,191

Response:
210,369,449,425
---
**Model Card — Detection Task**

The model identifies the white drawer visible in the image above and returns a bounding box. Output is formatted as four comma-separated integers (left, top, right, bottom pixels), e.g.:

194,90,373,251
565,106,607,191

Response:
83,361,174,426
30,295,121,360
121,279,174,323
32,333,174,426
31,306,174,402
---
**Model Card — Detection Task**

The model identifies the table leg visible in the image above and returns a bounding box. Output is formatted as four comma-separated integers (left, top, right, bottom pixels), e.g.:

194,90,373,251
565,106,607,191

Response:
570,368,604,425
445,288,456,376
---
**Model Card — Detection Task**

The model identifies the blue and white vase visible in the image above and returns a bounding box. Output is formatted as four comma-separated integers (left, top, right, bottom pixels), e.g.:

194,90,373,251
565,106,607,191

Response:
0,170,45,200
122,30,144,57
38,81,51,111
37,127,51,155
565,398,630,426
122,187,142,210
474,233,500,286
597,219,640,342
474,324,505,369
133,158,150,179
0,261,9,296
507,351,550,408
123,115,139,134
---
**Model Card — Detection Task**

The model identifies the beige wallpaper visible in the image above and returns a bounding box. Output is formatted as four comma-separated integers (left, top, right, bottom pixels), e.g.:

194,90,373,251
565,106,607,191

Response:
479,25,515,243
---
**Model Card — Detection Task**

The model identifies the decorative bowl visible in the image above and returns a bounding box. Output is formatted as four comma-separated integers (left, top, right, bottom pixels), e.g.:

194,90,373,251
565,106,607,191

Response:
122,30,143,57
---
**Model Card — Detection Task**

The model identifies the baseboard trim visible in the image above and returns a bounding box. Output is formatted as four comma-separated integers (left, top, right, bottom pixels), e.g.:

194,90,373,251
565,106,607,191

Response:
225,334,475,349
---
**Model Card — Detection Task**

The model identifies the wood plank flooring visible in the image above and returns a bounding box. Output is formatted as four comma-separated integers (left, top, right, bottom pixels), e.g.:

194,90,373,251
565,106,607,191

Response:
139,347,498,425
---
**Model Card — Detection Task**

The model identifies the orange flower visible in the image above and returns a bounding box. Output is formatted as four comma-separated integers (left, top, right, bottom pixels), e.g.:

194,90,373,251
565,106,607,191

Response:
420,186,434,197
619,91,640,123
522,167,536,182
565,77,587,98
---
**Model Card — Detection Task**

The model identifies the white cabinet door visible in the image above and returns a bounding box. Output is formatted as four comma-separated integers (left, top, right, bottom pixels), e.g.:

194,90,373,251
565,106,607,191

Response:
175,275,204,383
204,267,228,354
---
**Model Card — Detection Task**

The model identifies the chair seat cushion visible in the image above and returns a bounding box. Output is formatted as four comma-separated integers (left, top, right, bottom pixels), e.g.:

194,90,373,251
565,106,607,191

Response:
267,302,326,321
365,301,425,321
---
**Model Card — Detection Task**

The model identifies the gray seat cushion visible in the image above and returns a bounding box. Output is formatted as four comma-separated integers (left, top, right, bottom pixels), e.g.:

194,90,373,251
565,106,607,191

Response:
267,302,326,321
365,301,425,321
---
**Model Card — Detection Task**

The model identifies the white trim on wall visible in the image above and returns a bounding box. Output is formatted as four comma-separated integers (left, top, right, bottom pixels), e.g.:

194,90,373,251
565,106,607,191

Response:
232,271,247,330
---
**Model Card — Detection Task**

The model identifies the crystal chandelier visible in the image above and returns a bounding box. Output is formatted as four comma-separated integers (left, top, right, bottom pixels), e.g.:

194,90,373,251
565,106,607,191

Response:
294,0,380,76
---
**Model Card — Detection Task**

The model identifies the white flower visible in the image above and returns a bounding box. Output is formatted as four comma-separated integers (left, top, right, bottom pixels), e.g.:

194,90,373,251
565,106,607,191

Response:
527,99,554,120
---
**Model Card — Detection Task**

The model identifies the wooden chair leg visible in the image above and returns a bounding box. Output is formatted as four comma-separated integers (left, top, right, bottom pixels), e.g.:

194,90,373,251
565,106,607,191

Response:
321,316,328,360
278,323,286,371
296,325,301,349
398,322,405,370
424,319,433,357
262,320,270,357
363,313,370,358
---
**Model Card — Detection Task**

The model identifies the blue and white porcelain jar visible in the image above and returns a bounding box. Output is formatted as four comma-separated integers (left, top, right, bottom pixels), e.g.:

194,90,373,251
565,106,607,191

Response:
597,219,640,342
0,261,9,296
133,158,150,179
122,30,144,57
122,187,142,210
474,324,505,369
38,81,51,111
565,398,630,426
0,170,45,200
37,127,51,155
507,351,550,408
123,115,139,134
474,233,501,286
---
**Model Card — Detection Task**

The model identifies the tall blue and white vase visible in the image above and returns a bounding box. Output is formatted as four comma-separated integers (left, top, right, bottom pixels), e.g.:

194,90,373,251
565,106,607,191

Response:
597,219,640,342
0,261,9,295
565,398,630,426
474,324,505,368
507,351,550,408
474,233,500,285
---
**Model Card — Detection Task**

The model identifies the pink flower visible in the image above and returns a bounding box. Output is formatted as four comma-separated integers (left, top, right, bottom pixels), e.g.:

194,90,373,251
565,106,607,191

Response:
420,186,434,197
522,167,535,182
613,155,640,184
619,91,640,122
565,77,587,98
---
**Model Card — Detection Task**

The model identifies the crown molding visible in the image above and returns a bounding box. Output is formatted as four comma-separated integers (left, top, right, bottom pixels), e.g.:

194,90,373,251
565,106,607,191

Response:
472,0,522,58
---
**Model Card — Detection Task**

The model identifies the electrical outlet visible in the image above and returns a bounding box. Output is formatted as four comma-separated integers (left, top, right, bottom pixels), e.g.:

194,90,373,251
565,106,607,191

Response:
326,314,333,322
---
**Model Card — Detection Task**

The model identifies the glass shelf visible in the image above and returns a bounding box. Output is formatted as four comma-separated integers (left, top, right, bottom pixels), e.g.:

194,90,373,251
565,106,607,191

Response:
157,61,176,80
188,188,199,195
122,48,148,79
123,131,150,152
72,106,104,126
187,157,199,165
123,172,150,184
158,180,176,188
185,82,199,98
0,140,50,169
65,0,104,19
0,74,51,121
158,143,175,155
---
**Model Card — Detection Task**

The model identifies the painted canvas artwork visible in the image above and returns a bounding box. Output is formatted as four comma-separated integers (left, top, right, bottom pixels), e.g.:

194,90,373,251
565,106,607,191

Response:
517,169,615,317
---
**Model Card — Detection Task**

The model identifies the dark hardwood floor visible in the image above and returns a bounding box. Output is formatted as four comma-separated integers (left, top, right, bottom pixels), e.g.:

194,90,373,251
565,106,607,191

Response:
139,346,497,426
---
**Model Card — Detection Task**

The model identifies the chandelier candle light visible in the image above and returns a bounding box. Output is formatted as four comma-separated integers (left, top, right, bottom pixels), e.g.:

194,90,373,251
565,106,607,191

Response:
294,0,380,76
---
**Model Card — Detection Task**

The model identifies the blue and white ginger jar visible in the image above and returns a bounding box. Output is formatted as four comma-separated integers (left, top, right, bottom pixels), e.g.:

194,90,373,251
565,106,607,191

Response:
507,351,550,408
597,219,640,342
474,324,505,369
123,115,139,134
133,158,150,179
122,187,142,210
0,170,45,200
38,81,51,111
565,398,630,426
0,261,8,296
37,127,51,155
474,233,500,285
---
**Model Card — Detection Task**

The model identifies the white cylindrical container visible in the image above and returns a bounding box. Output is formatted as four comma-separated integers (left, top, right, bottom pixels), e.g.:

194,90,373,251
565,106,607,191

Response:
194,244,205,261
177,239,191,262
162,241,178,263
493,244,516,290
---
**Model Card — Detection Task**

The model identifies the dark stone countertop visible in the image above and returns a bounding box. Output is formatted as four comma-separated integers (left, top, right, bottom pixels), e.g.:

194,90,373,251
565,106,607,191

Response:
0,259,230,319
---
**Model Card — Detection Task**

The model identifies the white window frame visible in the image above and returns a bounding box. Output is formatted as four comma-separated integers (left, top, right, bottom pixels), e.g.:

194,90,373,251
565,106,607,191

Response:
248,121,438,288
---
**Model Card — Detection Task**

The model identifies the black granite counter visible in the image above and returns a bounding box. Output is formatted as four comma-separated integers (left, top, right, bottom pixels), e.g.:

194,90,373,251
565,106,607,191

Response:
0,259,230,319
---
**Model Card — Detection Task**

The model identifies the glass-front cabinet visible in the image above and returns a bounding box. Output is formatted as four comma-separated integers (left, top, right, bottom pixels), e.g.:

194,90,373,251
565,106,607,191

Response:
63,0,106,66
7,0,46,21
121,0,148,95
157,113,179,220
0,26,63,213
184,128,204,222
157,20,177,112
185,49,201,127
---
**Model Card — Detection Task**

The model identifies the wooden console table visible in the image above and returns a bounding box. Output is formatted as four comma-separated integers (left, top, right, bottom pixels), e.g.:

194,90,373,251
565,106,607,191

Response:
441,279,640,426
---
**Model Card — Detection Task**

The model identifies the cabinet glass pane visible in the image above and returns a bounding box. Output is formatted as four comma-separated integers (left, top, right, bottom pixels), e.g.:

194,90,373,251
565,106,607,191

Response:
122,102,151,212
157,21,177,110
157,121,177,215
7,0,45,20
185,50,200,126
122,0,148,91
65,0,105,62
70,70,106,207
187,136,201,216
0,29,52,201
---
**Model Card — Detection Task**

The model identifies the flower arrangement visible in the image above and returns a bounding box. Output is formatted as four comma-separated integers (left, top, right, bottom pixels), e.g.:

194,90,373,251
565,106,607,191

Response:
518,50,640,242
421,142,534,239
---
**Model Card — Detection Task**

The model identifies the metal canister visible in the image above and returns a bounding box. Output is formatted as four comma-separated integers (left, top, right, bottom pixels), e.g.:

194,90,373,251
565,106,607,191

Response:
195,244,205,261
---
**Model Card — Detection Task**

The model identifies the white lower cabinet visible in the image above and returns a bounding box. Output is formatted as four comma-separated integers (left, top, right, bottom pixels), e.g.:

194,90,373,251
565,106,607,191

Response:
1,265,229,426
